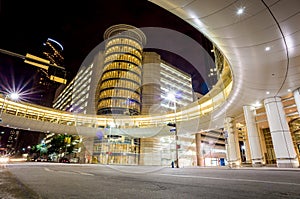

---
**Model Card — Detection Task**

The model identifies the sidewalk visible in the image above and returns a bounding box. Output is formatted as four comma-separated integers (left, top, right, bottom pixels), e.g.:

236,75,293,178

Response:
0,165,41,199
179,164,300,171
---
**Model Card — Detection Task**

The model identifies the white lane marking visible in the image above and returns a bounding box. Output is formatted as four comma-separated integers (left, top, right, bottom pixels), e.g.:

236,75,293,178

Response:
44,168,52,172
158,174,300,186
44,168,94,176
58,170,75,174
78,172,94,176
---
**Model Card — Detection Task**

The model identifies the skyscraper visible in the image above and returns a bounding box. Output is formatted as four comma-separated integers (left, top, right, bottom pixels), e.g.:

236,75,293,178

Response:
52,24,195,165
97,24,146,115
32,38,66,107
42,38,64,67
54,25,194,116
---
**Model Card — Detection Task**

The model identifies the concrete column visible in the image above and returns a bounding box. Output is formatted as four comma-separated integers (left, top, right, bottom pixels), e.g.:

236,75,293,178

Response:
195,132,204,166
244,140,252,163
224,117,240,167
81,136,94,164
264,97,299,168
243,105,264,166
293,88,300,115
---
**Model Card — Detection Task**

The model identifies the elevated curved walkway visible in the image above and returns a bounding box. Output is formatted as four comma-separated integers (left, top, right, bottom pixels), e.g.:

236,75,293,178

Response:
0,64,232,137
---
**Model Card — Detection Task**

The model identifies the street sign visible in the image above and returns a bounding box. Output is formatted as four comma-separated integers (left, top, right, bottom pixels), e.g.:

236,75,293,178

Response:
50,75,67,84
170,128,176,132
167,122,176,127
224,130,228,138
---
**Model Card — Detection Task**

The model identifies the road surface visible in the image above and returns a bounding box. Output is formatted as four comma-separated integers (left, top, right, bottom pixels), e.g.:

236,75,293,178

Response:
1,163,300,199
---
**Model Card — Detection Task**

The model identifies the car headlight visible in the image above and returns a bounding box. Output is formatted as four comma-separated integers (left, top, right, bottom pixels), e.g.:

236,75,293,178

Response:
0,156,10,163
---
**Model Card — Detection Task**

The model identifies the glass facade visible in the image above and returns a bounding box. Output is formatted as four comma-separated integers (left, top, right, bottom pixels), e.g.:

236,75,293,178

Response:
97,24,146,115
93,135,140,165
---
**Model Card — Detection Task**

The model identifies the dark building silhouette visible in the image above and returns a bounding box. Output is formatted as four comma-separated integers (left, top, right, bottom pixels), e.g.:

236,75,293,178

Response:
32,38,66,107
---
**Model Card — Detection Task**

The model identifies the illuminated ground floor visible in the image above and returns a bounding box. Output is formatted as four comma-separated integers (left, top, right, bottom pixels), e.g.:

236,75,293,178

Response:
80,123,300,168
85,132,227,167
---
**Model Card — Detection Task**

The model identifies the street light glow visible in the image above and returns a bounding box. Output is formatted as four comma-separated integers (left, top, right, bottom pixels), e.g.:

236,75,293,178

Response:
9,92,19,100
0,91,21,119
109,122,116,128
236,7,245,15
167,92,176,101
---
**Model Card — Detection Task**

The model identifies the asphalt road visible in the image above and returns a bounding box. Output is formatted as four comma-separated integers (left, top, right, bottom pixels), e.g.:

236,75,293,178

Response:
1,163,300,199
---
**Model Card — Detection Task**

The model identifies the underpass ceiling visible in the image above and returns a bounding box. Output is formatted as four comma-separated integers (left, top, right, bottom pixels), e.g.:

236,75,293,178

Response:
149,0,300,118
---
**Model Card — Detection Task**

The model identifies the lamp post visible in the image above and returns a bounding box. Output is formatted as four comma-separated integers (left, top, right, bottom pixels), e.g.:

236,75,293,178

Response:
0,92,20,121
107,121,115,164
167,92,179,168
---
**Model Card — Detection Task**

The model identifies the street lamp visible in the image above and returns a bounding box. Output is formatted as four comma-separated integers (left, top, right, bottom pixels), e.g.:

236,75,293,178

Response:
0,92,20,121
167,92,179,168
107,121,115,164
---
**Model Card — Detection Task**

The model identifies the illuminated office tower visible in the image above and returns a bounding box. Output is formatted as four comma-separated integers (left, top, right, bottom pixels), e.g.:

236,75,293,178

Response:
97,24,146,115
43,38,64,67
43,38,67,84
32,38,66,107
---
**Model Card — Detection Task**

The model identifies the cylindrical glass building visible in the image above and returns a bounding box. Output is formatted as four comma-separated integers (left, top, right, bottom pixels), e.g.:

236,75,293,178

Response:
97,24,146,115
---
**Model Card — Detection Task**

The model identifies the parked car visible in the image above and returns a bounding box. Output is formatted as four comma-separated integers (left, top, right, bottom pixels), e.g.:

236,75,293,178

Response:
35,157,47,162
59,157,70,163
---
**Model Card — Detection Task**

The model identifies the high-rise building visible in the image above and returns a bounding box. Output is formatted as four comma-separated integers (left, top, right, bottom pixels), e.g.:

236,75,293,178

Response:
53,25,194,116
141,52,194,115
32,38,66,107
52,24,195,165
97,24,146,115
42,38,64,67
52,64,95,114
53,51,194,116
53,51,103,114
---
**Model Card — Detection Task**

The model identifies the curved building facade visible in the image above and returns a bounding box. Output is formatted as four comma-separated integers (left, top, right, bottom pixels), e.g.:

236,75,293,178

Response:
97,24,146,115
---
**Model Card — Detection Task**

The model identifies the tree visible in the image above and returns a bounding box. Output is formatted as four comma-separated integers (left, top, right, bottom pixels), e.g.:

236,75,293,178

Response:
29,143,47,160
47,134,75,156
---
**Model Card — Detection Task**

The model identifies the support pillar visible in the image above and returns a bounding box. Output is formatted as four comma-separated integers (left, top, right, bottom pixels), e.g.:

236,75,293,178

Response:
224,117,240,167
244,139,252,164
243,105,264,166
264,97,299,168
292,88,300,165
195,132,204,166
293,88,300,114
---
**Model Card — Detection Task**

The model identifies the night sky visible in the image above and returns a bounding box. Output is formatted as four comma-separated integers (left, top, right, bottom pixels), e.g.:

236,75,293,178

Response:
0,0,213,96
